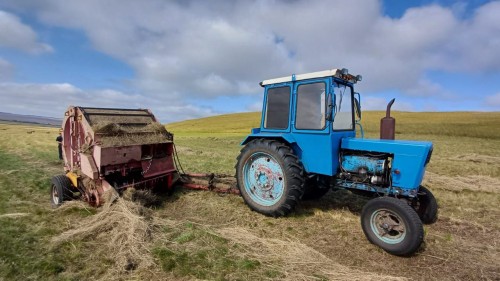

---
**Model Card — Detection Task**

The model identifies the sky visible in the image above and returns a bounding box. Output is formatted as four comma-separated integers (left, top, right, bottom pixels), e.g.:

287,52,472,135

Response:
0,0,499,123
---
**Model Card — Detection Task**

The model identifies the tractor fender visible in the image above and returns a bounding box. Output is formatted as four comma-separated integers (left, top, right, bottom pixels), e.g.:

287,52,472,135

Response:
241,132,296,146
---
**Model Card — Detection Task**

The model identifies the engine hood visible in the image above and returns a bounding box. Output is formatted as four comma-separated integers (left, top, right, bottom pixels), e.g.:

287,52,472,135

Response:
341,138,433,192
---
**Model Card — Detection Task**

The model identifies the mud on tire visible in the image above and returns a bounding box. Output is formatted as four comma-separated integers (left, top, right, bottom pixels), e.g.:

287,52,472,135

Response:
235,139,305,217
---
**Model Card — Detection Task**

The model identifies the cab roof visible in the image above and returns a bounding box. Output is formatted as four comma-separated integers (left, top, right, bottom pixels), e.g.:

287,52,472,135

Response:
260,68,361,86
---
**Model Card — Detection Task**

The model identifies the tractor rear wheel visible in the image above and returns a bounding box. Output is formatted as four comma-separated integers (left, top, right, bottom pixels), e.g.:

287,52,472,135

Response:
413,186,438,224
361,197,423,256
302,176,330,200
50,175,73,208
236,139,305,217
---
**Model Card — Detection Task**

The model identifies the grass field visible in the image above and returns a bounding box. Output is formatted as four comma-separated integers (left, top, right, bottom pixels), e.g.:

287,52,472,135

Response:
0,111,499,280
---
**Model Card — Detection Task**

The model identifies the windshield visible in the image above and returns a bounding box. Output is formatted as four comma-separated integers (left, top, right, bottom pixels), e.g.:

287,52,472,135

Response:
332,82,354,131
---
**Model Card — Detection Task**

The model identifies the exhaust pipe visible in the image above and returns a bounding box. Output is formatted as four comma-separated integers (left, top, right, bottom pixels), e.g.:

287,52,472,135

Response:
380,98,396,140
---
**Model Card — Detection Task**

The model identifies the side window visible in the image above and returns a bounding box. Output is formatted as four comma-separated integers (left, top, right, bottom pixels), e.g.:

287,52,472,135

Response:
264,86,290,129
296,82,326,130
332,84,354,130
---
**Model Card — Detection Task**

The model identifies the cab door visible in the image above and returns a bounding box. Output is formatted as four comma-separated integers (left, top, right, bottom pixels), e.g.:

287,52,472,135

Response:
291,78,334,175
330,81,356,174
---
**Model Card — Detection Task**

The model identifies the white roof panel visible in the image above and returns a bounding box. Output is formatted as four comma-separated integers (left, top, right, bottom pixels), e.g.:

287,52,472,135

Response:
261,69,341,86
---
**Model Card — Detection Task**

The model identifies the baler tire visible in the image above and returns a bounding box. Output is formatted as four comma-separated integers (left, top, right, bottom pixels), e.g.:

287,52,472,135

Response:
361,197,424,256
50,175,73,208
302,176,330,200
415,186,438,224
235,139,305,217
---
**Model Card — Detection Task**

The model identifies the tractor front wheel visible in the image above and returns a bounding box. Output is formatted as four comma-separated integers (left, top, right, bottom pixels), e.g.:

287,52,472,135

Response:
361,197,424,256
413,186,438,224
236,139,305,217
50,175,73,208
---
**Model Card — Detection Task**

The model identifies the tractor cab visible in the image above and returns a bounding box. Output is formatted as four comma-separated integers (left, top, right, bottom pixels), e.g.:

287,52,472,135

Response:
242,68,362,177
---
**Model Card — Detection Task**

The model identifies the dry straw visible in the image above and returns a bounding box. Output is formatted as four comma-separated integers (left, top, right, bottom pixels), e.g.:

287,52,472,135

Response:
52,189,158,276
424,171,500,193
216,227,406,281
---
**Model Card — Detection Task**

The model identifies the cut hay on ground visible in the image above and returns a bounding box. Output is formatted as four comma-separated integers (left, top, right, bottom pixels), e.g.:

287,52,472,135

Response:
0,213,29,218
449,153,500,165
424,172,500,193
52,189,159,276
216,227,406,281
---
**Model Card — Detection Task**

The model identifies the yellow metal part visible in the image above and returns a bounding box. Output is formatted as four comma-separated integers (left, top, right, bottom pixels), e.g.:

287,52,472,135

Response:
65,172,79,188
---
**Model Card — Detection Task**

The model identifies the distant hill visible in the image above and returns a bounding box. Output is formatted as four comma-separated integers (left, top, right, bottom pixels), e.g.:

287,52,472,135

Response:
0,112,61,127
167,111,500,139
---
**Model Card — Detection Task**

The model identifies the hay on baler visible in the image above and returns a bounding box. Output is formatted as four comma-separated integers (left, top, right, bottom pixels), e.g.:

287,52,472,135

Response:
92,121,173,147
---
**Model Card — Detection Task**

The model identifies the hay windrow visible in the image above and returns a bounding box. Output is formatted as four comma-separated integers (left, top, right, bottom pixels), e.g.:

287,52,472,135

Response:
424,172,500,193
52,189,160,277
449,153,500,165
216,227,406,281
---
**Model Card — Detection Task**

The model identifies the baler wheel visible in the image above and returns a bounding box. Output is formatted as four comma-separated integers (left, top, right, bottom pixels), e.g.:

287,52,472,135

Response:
361,197,423,256
236,139,305,217
302,176,330,200
414,186,438,224
50,175,73,208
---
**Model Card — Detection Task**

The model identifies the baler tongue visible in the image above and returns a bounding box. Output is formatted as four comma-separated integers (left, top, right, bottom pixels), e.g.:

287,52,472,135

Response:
181,173,240,195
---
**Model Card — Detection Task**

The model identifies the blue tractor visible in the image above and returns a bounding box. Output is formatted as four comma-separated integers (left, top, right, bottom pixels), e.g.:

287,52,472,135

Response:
235,68,437,256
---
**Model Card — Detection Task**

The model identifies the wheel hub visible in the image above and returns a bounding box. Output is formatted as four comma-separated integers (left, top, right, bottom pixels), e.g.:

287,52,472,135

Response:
255,170,273,190
243,153,285,206
370,209,406,244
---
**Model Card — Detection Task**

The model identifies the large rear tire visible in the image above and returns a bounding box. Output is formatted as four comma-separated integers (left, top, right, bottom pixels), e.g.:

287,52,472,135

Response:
235,139,305,217
361,197,424,256
413,186,438,224
50,175,73,208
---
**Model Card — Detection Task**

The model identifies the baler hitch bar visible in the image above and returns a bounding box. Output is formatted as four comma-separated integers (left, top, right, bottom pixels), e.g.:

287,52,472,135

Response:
180,173,240,195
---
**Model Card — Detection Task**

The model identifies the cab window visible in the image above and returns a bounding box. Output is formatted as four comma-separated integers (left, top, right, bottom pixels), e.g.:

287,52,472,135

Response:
332,83,354,130
264,86,290,129
296,82,326,130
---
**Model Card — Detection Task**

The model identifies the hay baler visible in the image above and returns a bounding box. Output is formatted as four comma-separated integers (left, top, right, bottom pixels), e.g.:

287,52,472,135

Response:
50,106,177,207
235,68,438,256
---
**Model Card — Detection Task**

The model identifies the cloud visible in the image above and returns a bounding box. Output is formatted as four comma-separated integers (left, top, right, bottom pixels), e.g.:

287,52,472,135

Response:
437,1,500,72
1,0,499,120
0,10,52,54
0,57,13,81
361,96,414,112
246,101,263,112
485,93,500,108
0,82,215,122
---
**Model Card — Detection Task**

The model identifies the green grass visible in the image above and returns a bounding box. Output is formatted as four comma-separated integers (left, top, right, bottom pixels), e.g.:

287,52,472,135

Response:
153,224,262,280
1,110,500,280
